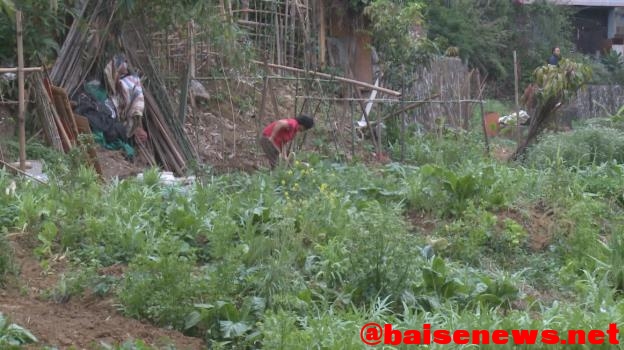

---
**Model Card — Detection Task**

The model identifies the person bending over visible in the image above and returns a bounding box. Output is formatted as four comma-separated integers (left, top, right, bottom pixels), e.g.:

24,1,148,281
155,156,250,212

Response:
259,115,314,169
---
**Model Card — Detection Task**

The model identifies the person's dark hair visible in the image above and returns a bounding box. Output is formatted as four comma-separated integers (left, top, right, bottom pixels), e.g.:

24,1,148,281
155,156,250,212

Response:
295,114,314,130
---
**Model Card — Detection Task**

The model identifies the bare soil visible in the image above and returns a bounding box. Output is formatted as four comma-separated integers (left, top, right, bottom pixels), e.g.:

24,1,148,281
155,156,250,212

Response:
0,235,205,350
496,201,557,252
96,148,147,180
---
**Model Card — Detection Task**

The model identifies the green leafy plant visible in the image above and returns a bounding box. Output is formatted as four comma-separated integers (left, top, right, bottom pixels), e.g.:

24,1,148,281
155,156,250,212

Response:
0,0,65,65
0,313,38,348
363,0,435,85
512,58,593,160
118,255,204,330
0,232,14,286
601,50,623,73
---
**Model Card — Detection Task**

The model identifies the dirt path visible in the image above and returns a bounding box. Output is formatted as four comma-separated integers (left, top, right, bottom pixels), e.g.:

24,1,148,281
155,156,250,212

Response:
0,237,205,350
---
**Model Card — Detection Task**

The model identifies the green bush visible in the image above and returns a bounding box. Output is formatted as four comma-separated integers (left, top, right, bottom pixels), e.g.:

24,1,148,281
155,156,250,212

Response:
526,127,624,169
0,233,14,287
118,255,205,330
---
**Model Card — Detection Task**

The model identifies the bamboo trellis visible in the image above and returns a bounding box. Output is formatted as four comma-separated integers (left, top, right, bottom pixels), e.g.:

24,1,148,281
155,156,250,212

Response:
142,2,486,167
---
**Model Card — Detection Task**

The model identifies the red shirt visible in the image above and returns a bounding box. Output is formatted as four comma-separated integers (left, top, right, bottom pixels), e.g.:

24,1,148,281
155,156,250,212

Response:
262,118,300,148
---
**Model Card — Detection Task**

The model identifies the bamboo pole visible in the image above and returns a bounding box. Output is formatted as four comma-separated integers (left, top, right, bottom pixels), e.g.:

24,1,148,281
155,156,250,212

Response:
189,20,197,113
16,11,26,171
269,78,280,117
259,55,270,125
0,159,48,185
251,60,402,96
349,85,355,160
275,3,282,67
480,100,490,156
514,50,521,143
0,67,42,73
364,94,440,128
318,0,326,67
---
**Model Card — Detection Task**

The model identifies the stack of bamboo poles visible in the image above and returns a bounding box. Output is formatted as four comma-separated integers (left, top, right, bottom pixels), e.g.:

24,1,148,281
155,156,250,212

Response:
30,73,64,152
44,0,198,175
122,27,199,171
49,0,110,99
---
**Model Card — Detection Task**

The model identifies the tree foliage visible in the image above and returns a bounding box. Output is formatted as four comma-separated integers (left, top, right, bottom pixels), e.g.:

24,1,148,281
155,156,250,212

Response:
512,58,593,160
423,0,575,96
363,0,436,86
115,0,252,68
425,0,513,79
0,0,66,65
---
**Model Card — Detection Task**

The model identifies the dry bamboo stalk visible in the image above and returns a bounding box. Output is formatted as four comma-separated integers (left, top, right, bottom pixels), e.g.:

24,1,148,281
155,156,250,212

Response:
275,6,281,67
51,86,79,144
16,10,26,170
0,67,42,73
218,58,238,157
53,105,72,153
251,60,402,96
0,159,48,185
145,91,185,167
137,142,157,168
31,74,63,151
259,56,270,125
318,0,326,67
290,0,297,67
269,78,280,117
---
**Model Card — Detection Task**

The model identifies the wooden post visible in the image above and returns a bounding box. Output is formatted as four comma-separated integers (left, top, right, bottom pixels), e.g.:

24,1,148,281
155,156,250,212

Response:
259,55,270,126
400,67,406,162
189,20,197,113
480,100,490,156
16,11,26,171
514,50,520,142
275,4,282,67
350,86,355,160
318,0,326,68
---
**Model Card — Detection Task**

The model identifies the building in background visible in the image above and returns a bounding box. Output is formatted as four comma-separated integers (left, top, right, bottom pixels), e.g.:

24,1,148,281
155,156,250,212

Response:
519,0,624,56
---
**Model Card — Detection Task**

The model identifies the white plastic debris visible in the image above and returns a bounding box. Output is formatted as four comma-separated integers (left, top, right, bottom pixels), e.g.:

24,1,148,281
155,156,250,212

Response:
136,171,196,186
499,110,531,126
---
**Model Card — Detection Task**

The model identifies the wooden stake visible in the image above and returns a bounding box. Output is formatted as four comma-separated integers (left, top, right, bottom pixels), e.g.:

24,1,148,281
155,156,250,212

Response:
269,78,280,117
259,55,270,123
16,11,26,171
189,20,197,113
480,100,490,156
0,159,48,185
275,6,282,66
318,0,326,67
514,50,520,142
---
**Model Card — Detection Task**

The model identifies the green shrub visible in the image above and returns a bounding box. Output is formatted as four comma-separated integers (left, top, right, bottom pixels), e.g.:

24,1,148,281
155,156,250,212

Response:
526,127,624,169
393,132,485,168
118,255,204,330
0,233,14,287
